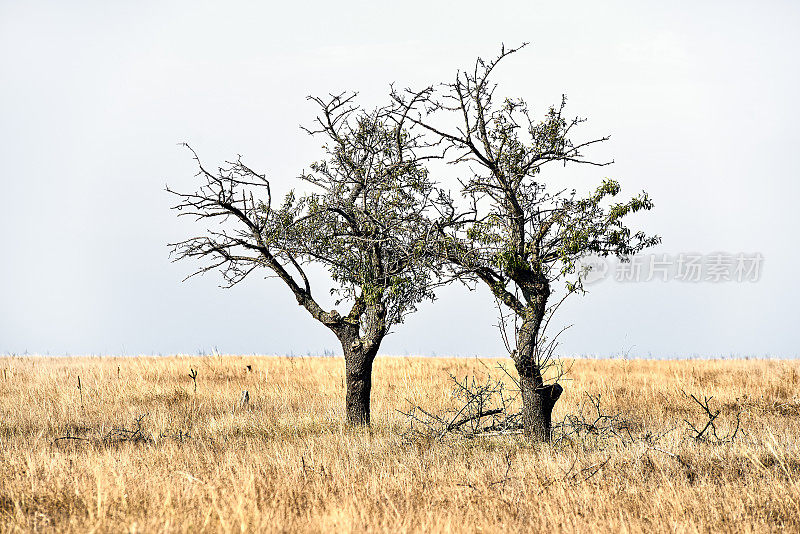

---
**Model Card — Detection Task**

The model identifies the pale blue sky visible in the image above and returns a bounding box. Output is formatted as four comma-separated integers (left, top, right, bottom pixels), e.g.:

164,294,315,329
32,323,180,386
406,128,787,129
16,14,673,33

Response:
1,1,798,357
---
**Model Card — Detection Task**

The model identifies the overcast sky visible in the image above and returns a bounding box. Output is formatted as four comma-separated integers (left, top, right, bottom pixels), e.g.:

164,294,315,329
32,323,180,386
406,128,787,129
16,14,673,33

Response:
1,1,798,358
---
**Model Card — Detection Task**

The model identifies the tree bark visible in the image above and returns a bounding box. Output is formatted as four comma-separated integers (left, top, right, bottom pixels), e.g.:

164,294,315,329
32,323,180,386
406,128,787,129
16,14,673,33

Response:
514,291,562,442
519,374,563,441
342,340,378,426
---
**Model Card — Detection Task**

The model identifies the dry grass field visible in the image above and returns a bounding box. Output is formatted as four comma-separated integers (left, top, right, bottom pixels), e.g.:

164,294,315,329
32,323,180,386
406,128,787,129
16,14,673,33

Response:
1,355,799,533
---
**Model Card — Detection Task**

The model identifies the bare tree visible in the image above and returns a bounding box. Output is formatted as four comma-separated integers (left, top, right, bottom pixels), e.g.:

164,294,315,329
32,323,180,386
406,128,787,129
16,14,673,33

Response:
393,45,660,441
168,94,439,425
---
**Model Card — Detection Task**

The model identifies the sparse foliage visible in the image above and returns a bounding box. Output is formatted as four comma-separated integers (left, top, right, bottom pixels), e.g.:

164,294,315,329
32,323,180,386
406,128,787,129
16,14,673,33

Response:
393,44,660,440
168,94,441,424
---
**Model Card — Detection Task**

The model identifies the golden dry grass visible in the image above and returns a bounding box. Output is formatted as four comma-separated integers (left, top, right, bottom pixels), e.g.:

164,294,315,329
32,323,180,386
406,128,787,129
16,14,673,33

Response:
1,355,799,533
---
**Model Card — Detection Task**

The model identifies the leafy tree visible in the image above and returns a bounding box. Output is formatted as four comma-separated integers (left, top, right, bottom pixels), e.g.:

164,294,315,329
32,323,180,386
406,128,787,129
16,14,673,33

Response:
168,94,438,425
393,45,661,441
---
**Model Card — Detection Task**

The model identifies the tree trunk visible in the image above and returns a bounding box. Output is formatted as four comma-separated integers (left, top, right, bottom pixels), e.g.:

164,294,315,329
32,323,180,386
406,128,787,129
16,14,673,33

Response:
343,341,378,426
519,373,563,441
514,293,561,442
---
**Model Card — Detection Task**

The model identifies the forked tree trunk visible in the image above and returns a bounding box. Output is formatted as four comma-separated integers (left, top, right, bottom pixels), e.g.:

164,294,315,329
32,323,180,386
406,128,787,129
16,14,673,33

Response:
343,342,378,426
515,297,562,442
518,371,563,441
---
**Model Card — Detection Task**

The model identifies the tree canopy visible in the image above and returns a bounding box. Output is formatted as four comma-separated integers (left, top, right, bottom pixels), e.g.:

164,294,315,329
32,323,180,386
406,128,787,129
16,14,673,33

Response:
168,93,441,424
392,44,661,439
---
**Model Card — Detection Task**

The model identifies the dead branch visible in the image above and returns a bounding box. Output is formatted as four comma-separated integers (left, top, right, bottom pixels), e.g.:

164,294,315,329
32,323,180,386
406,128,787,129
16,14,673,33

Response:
682,391,742,444
398,371,520,440
551,393,635,449
53,414,155,448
